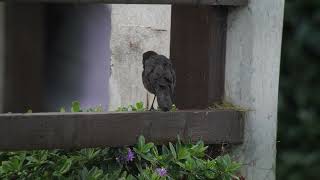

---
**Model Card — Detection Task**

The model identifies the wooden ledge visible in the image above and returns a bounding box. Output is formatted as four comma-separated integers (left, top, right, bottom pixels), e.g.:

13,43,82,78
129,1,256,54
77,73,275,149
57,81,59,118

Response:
0,110,243,151
5,0,248,6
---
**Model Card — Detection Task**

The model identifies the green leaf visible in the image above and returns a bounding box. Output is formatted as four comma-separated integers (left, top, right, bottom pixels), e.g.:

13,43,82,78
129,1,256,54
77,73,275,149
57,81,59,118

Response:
177,147,190,160
169,142,177,159
130,105,137,111
79,148,101,160
116,106,129,112
95,105,104,112
1,153,26,174
170,104,177,112
205,170,217,179
184,158,195,171
175,161,185,168
138,136,146,150
53,158,72,176
78,167,104,180
162,145,170,155
190,140,207,158
142,143,154,153
134,150,156,164
136,102,144,111
71,101,81,112
59,107,66,113
151,146,159,157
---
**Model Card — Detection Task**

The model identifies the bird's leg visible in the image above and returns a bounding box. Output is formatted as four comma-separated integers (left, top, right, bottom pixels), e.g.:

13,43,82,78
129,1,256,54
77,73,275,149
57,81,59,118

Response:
149,95,156,111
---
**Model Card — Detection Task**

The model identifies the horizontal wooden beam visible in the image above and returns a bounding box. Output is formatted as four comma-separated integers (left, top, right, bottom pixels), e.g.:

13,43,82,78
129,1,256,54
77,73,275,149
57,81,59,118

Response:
0,110,243,150
3,0,248,6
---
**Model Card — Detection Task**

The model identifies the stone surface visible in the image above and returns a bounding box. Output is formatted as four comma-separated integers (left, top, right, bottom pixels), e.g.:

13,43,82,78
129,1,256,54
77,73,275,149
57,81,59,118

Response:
225,0,285,179
109,5,171,110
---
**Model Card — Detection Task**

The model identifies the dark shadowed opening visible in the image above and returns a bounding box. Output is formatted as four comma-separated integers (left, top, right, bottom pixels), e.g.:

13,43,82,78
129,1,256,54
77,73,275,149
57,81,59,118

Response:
4,4,111,112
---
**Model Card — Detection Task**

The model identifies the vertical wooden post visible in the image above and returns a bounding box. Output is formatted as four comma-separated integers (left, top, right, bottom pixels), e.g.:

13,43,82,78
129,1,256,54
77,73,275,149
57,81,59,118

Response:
4,2,46,112
170,5,227,109
0,2,4,113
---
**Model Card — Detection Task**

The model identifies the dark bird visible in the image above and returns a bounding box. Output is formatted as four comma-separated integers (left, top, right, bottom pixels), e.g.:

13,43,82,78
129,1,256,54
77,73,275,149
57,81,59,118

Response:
142,51,176,112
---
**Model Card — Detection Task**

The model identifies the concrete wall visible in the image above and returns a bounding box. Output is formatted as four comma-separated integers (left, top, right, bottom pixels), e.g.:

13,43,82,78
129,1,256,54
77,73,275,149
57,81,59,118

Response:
109,5,171,110
0,3,4,113
225,0,285,179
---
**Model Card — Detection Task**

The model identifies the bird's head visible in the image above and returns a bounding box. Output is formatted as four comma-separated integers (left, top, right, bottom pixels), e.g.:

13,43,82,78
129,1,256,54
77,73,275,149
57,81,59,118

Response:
143,51,158,65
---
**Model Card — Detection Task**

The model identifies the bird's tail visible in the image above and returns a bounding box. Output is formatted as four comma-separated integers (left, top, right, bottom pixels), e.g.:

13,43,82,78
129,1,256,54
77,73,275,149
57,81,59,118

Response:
156,88,173,112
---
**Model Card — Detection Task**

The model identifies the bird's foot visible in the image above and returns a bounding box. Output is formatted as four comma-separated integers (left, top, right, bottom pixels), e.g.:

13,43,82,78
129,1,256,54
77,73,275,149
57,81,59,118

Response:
149,106,155,111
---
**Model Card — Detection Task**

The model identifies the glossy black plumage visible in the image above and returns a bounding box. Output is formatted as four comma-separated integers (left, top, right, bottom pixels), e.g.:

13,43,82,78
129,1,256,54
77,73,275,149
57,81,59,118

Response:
142,51,176,111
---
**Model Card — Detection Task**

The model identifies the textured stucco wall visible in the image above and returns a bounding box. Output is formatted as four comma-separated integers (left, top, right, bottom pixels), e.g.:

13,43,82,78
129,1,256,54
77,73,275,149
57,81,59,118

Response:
0,3,4,113
109,5,171,110
225,0,285,179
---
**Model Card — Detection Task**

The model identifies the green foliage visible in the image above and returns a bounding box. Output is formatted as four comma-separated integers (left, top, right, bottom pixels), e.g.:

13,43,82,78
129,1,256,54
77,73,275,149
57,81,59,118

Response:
68,101,104,113
170,105,177,112
137,167,165,180
0,136,241,180
116,102,146,112
277,1,320,179
116,102,177,112
133,136,240,180
71,101,82,112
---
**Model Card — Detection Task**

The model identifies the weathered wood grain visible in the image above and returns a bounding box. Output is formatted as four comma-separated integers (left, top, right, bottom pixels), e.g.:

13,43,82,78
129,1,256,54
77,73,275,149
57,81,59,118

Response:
0,110,243,150
4,2,46,112
170,6,227,109
4,0,248,6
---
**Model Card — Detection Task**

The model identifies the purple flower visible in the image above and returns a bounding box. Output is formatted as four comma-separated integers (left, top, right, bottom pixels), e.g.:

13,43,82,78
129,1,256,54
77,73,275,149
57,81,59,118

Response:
156,168,168,177
126,148,135,162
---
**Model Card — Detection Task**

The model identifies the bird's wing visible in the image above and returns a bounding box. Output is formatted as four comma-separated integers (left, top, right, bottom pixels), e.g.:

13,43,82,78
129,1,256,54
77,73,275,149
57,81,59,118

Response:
169,67,176,103
154,66,176,104
145,55,176,102
155,56,176,103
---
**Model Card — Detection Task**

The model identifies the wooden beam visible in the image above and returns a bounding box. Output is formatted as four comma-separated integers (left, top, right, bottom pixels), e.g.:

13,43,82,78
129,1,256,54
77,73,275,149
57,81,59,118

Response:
170,6,227,109
0,110,243,150
3,0,248,6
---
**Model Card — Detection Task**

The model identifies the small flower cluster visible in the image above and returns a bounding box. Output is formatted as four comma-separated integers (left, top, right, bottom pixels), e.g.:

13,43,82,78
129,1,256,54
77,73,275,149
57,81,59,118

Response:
126,148,135,162
115,148,167,177
156,167,168,177
116,148,135,164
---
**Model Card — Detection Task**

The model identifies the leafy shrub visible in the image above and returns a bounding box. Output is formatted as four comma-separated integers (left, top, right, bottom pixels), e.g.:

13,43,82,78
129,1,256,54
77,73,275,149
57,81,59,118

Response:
1,102,241,179
116,102,145,112
277,1,320,179
0,136,241,180
115,102,177,112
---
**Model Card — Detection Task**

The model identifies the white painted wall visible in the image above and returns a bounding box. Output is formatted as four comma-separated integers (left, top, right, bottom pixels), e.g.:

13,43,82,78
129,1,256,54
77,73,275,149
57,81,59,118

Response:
109,5,171,110
225,0,285,179
0,3,4,113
